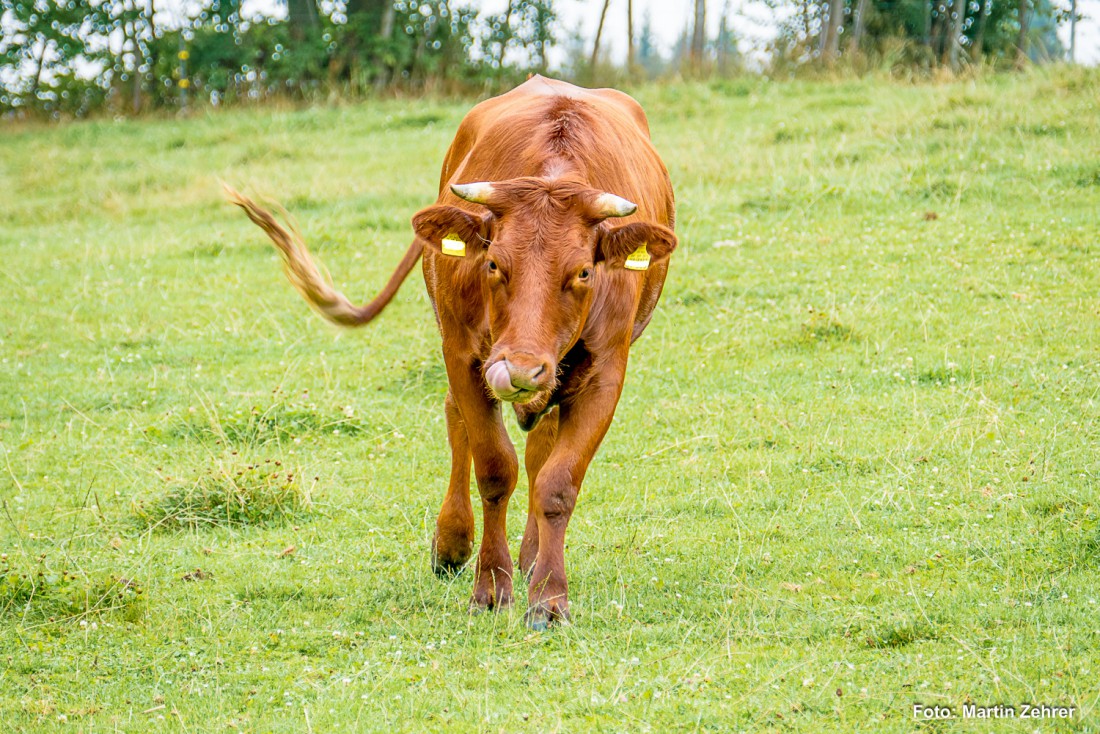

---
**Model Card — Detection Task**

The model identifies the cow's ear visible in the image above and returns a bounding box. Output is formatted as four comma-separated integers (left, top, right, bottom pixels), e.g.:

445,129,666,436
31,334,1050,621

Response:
412,205,492,257
594,222,677,269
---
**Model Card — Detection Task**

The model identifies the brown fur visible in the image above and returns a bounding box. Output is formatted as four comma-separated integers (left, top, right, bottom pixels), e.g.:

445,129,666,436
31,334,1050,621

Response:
229,76,677,628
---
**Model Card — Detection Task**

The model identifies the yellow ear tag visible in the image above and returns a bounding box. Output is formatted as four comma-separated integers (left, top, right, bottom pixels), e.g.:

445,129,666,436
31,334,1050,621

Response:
624,243,650,271
441,234,466,257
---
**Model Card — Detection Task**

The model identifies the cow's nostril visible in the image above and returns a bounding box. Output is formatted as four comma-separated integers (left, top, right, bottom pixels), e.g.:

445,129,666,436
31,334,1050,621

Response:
530,363,546,380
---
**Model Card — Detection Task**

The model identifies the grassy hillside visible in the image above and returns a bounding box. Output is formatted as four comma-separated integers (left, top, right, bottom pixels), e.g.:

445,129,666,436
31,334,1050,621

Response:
1,68,1098,732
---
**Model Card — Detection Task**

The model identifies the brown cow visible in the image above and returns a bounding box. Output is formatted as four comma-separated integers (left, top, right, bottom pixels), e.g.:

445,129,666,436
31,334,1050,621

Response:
227,75,677,629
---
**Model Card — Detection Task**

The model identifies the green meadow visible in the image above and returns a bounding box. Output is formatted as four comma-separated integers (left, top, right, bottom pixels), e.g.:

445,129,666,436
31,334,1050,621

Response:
1,68,1098,731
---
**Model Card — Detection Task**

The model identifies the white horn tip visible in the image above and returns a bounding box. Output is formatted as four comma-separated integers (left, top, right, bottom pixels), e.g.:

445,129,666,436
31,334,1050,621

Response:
595,193,638,218
450,182,496,205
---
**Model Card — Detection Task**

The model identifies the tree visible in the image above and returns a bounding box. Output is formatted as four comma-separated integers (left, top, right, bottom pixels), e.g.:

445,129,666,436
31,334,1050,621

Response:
590,0,612,70
972,0,992,58
1016,0,1029,66
287,0,320,42
336,0,395,91
822,0,843,64
637,8,665,76
486,1,557,77
1069,0,1076,60
690,0,706,71
715,1,741,72
850,0,870,54
947,0,967,68
626,0,636,73
0,0,111,115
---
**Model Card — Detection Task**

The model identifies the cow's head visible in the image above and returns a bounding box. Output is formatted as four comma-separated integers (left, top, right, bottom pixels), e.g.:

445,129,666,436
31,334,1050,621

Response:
412,176,676,404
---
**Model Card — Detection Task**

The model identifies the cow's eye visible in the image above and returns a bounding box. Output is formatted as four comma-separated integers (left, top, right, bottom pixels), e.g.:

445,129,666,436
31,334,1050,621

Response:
578,267,592,281
487,260,498,274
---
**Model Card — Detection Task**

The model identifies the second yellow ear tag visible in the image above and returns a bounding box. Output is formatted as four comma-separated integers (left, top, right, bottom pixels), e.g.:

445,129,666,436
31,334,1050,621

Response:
441,234,466,257
624,243,650,271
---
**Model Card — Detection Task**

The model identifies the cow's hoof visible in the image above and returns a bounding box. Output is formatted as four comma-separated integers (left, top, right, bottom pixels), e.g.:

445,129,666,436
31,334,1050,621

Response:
432,557,467,577
525,603,571,631
431,539,471,577
469,591,513,614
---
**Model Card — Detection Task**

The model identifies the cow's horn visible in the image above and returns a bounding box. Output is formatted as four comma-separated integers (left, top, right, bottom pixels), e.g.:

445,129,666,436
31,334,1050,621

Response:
593,192,638,218
450,182,497,205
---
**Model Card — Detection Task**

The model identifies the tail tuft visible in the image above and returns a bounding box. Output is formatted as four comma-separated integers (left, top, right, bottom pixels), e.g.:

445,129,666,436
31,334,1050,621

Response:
224,184,422,328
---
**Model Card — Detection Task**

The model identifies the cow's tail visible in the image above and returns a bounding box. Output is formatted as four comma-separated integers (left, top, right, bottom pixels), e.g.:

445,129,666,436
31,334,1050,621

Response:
224,185,421,328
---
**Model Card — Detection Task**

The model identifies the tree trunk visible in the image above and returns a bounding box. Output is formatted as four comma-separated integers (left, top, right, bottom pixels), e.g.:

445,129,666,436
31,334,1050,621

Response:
29,36,49,103
1069,0,1077,61
131,0,154,115
537,3,550,72
972,0,991,59
627,0,636,73
849,0,869,54
690,0,706,71
120,14,140,114
590,0,611,70
373,1,396,89
132,35,143,116
823,0,843,64
498,0,516,69
931,6,945,60
343,0,388,92
288,0,320,42
923,0,932,52
1015,0,1029,68
380,2,394,37
947,0,966,69
716,0,733,72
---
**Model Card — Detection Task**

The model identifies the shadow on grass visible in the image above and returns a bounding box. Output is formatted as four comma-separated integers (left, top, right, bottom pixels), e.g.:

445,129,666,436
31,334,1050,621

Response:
857,614,940,649
792,309,858,348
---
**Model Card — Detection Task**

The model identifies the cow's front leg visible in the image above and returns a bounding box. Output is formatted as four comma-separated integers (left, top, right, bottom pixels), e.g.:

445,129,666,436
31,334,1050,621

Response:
519,407,559,578
432,392,475,575
469,424,519,611
526,373,624,630
446,357,519,612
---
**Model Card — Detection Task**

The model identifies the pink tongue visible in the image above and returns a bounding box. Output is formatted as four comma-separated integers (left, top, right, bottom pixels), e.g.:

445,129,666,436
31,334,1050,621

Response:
485,361,514,393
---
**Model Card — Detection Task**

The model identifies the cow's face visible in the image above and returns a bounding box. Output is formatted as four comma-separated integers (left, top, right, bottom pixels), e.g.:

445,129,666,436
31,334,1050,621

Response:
413,177,677,404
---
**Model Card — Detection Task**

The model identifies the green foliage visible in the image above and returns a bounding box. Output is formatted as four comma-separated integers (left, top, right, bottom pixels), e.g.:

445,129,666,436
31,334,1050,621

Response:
768,0,1066,70
0,0,111,115
0,0,558,117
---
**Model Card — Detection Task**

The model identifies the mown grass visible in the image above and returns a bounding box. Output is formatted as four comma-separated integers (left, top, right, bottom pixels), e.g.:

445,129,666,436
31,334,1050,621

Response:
1,67,1099,731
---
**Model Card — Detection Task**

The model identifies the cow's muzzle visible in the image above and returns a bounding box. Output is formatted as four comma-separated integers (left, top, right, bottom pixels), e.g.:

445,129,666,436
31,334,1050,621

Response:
485,352,553,402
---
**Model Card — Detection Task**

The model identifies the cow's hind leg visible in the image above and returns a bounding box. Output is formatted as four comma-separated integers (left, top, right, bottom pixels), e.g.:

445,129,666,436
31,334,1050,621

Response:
519,407,559,578
432,392,475,575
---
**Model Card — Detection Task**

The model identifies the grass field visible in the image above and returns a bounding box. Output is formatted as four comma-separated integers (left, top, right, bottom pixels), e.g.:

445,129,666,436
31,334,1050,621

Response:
2,67,1099,732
